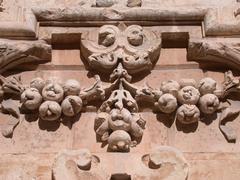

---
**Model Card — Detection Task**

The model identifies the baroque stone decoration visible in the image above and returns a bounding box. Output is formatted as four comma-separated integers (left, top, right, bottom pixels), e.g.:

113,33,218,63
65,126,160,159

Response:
1,23,240,150
1,0,240,179
81,24,161,74
52,146,188,180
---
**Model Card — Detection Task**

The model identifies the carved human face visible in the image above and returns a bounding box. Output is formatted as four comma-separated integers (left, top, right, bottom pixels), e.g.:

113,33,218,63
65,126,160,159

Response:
157,93,178,113
160,80,180,97
98,25,117,47
199,94,219,114
39,101,62,121
108,108,132,131
198,77,217,95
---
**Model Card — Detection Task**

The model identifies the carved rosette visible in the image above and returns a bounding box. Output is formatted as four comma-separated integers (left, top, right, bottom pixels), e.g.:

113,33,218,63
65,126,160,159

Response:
81,24,161,74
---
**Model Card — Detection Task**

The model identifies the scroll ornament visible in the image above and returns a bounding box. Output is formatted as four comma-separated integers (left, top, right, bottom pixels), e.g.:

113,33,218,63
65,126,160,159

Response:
80,24,161,74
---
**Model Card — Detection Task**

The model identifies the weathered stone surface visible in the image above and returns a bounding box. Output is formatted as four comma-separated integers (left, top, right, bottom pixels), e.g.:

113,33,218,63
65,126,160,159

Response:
0,0,240,179
0,39,51,73
188,39,240,71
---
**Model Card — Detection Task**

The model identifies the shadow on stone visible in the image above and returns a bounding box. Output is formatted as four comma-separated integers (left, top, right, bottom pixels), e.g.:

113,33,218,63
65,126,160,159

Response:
176,119,198,133
110,173,131,180
24,112,39,122
38,118,61,132
62,113,81,129
200,113,218,125
156,113,175,128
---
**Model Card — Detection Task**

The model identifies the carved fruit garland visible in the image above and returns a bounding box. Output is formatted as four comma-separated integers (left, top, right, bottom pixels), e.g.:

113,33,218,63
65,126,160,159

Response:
1,24,240,152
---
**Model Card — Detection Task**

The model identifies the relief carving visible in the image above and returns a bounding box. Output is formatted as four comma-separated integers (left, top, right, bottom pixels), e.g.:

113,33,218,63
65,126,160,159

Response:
93,63,146,152
0,76,84,137
81,24,161,74
0,25,239,155
52,147,188,180
1,69,238,149
95,0,142,7
1,49,240,153
1,1,240,179
188,39,240,71
52,149,102,180
0,39,51,73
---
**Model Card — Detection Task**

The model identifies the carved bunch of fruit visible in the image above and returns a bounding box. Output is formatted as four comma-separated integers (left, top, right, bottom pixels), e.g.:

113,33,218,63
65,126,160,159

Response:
142,71,240,143
95,104,145,152
21,78,83,120
0,76,83,137
155,77,220,124
94,63,146,152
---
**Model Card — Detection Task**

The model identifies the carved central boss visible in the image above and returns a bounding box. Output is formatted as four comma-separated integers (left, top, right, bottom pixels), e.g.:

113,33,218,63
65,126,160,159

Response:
81,24,161,74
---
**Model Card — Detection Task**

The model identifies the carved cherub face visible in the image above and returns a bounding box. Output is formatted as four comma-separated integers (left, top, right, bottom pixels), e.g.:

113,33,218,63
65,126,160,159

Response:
108,108,132,131
81,24,161,74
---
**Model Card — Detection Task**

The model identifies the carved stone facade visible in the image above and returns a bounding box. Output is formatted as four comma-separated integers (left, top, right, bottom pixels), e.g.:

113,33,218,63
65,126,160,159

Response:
1,0,240,179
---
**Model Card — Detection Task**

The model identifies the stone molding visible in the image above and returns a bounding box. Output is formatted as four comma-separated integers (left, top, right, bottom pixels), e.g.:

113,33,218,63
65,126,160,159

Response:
0,4,240,38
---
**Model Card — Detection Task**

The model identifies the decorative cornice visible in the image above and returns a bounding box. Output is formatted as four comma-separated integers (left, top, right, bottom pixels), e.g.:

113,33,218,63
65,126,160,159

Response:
0,4,240,39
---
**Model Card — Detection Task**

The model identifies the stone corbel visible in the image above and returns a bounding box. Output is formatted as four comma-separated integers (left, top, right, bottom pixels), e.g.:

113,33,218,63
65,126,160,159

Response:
188,39,240,71
0,39,51,73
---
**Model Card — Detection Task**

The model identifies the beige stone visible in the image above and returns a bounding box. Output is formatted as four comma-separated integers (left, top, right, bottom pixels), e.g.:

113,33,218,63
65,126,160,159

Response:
0,0,240,179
